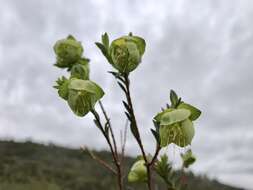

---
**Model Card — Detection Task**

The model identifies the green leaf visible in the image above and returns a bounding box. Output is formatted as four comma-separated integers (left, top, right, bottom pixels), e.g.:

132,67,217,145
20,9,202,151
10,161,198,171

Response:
102,33,109,50
151,129,160,144
178,103,201,121
155,154,170,179
170,90,178,108
130,122,140,140
95,42,107,57
160,109,191,126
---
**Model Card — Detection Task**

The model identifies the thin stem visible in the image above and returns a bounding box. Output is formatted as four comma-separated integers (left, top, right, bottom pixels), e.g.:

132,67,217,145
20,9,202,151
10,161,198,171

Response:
122,74,147,159
147,144,161,189
149,144,161,166
121,73,153,190
98,100,119,161
91,109,123,190
120,119,128,165
81,146,116,174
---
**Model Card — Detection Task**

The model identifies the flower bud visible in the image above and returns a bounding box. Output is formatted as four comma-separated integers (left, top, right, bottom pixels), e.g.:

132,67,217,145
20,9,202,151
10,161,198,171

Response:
70,58,90,80
67,79,104,117
54,35,83,69
109,35,145,73
128,159,147,183
181,150,196,168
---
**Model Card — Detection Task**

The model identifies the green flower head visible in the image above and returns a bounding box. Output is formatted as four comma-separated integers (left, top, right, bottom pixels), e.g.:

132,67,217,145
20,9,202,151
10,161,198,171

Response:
67,79,104,117
154,103,201,148
109,34,146,73
128,159,147,183
54,35,83,69
154,90,201,148
155,108,195,147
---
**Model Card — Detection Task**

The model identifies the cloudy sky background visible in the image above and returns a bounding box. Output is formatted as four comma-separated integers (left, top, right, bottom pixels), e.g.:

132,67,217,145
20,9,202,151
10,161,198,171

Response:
0,0,253,189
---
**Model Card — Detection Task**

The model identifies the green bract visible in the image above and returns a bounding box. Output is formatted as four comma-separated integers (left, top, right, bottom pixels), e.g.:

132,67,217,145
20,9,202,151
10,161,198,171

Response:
67,79,104,117
155,108,195,147
160,109,191,126
128,159,147,183
109,35,146,73
178,102,201,121
54,35,83,69
70,58,90,80
54,76,70,100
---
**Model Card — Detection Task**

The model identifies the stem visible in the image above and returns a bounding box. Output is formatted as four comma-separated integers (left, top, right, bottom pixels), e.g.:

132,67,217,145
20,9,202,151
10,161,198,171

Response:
98,100,119,161
148,145,161,189
122,73,153,190
82,146,116,174
120,119,128,168
91,109,123,190
149,144,161,166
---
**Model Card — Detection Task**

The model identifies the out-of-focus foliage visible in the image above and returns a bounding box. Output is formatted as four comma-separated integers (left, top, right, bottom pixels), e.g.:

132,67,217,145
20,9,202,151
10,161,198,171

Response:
128,159,147,183
0,141,243,190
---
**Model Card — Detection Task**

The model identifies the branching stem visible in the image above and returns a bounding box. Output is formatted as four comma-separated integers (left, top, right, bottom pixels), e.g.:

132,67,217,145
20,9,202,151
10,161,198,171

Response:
120,73,154,190
91,109,123,190
98,100,119,161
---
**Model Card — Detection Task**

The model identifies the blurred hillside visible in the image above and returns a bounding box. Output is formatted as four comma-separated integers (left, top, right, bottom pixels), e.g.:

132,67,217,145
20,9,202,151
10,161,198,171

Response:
0,141,244,190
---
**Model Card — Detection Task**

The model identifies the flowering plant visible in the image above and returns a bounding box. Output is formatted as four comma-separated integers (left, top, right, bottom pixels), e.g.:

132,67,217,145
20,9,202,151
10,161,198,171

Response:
52,33,201,190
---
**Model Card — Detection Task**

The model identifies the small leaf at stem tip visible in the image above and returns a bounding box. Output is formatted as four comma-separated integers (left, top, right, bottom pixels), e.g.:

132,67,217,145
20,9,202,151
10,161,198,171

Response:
95,42,107,57
170,89,178,108
102,33,109,50
130,123,140,139
108,71,118,76
151,129,160,144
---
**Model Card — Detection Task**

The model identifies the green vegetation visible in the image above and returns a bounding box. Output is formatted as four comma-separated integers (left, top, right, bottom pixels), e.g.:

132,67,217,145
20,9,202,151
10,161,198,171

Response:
0,141,243,190
52,33,204,189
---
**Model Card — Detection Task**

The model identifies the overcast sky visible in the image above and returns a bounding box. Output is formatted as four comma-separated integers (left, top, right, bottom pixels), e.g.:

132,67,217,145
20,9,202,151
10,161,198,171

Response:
0,0,253,189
